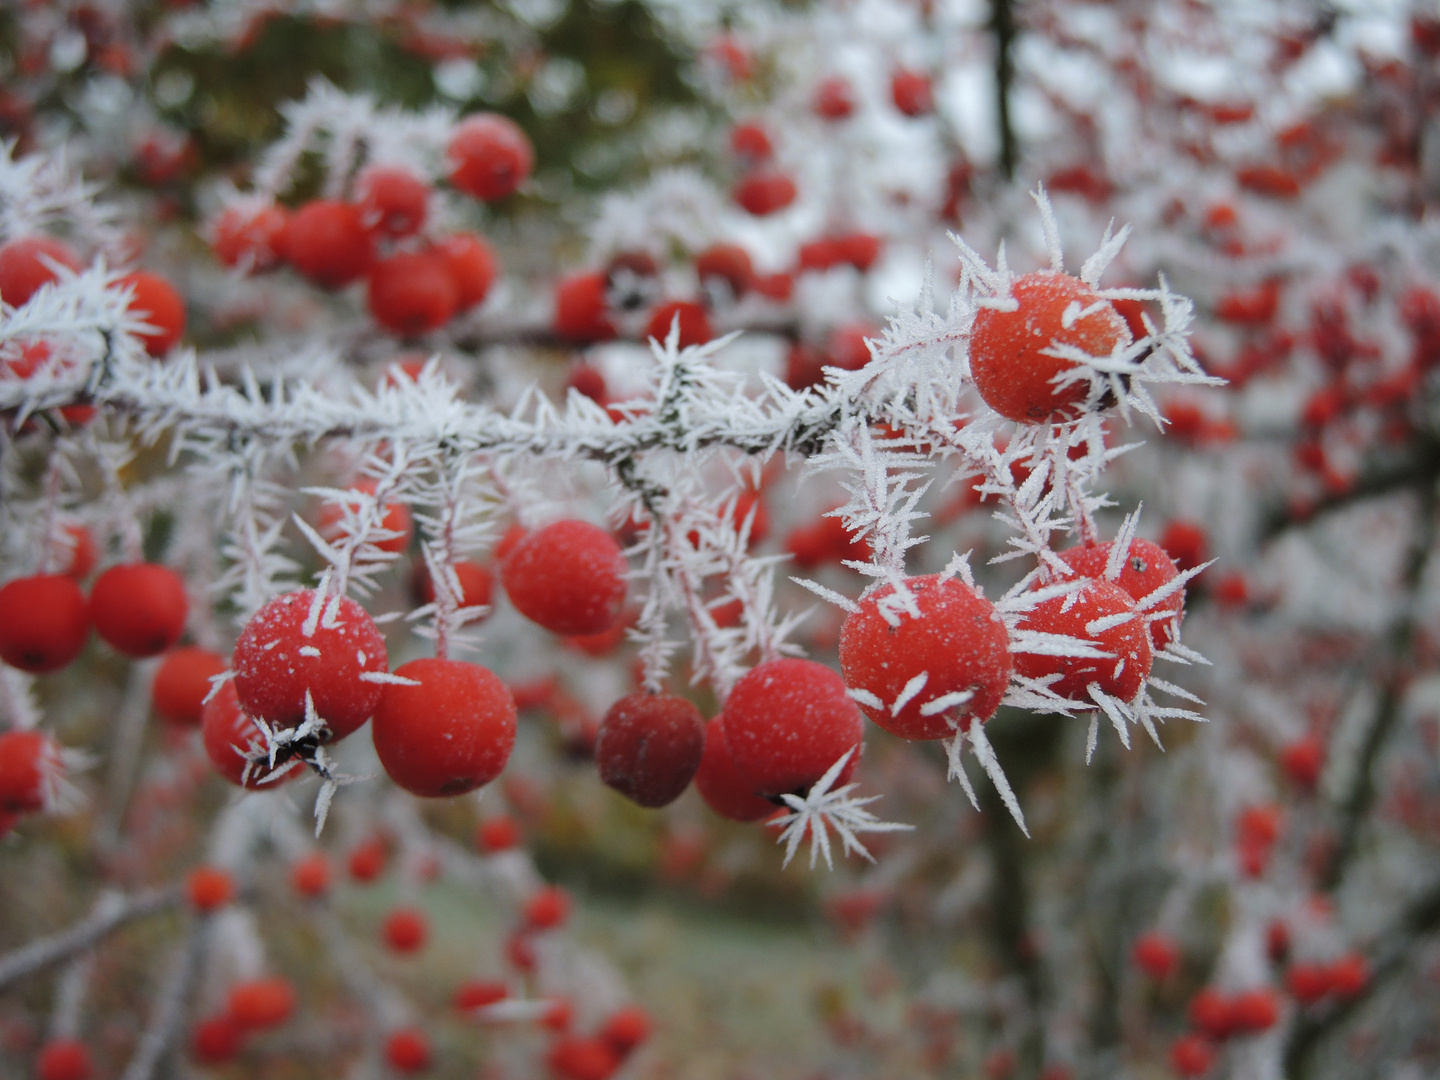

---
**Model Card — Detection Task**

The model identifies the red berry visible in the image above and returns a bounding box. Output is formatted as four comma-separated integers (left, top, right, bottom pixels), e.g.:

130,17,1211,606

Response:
284,200,375,289
231,590,387,742
825,324,874,371
595,692,705,808
186,865,235,912
1056,537,1185,650
1228,987,1279,1033
969,271,1132,423
384,1028,431,1074
798,238,843,272
1159,521,1208,575
383,907,429,953
0,236,80,307
290,853,331,897
1286,962,1332,1004
477,815,520,853
211,203,288,271
840,574,1012,740
546,1036,621,1080
436,233,498,311
644,300,712,348
368,249,458,336
835,233,883,271
506,930,537,972
693,714,778,821
190,1014,242,1063
723,658,863,797
355,165,429,237
1188,988,1234,1040
729,122,773,162
227,977,295,1029
1328,952,1368,997
813,76,856,120
200,681,295,789
413,559,493,618
318,479,413,554
1170,1034,1216,1076
523,884,570,930
454,979,507,1011
348,838,388,882
37,1038,94,1080
0,731,61,814
1014,578,1153,704
891,68,933,116
554,271,617,342
448,114,534,201
119,271,185,355
89,563,188,658
1280,736,1324,789
734,172,797,216
152,646,227,727
600,1005,651,1055
190,1015,242,1064
0,574,89,673
695,243,754,302
372,657,516,797
501,520,627,636
56,524,97,581
1131,932,1181,981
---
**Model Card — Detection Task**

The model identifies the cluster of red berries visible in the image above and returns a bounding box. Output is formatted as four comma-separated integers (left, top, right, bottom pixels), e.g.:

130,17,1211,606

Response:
189,977,297,1065
544,1005,652,1080
0,235,185,361
211,112,530,336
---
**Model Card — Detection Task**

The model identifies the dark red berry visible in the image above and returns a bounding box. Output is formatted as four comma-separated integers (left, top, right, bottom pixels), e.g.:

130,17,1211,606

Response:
595,692,705,808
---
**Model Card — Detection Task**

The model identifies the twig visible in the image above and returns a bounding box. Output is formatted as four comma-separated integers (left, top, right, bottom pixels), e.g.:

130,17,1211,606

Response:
119,920,207,1080
0,887,178,991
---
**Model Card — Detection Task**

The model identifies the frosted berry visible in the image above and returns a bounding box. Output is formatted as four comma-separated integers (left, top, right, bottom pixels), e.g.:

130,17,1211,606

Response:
448,114,534,201
0,729,62,814
437,233,498,311
723,658,863,797
554,271,617,342
186,865,235,912
89,563,188,658
693,715,774,821
190,1015,241,1064
385,1028,431,1074
231,590,387,741
119,271,185,355
367,249,458,335
211,202,288,271
501,520,627,636
1159,520,1208,575
969,271,1132,423
372,658,516,797
0,574,89,673
0,236,80,308
383,906,428,953
227,977,295,1029
36,1039,94,1080
355,165,429,237
891,68,933,116
56,524,97,580
840,574,1012,740
1014,578,1153,704
284,200,374,289
152,647,227,727
523,884,570,930
595,692,705,808
695,243,755,303
318,479,413,555
734,172,797,216
454,979,508,1011
413,559,493,619
200,682,294,789
1056,536,1185,650
290,853,331,898
645,300,712,348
